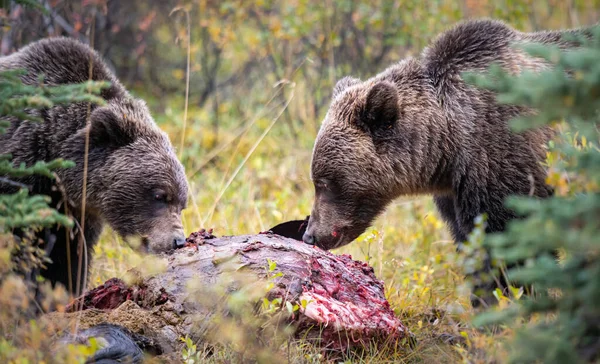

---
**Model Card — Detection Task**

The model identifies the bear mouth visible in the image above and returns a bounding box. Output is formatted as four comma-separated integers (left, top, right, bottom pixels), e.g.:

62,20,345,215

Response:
320,225,367,251
315,231,346,250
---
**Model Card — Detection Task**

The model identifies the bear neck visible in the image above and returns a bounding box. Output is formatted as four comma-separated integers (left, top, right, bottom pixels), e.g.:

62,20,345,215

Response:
375,74,457,197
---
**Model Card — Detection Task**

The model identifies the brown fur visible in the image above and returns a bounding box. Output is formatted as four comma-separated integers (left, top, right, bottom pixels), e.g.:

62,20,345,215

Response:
0,37,188,294
303,19,593,304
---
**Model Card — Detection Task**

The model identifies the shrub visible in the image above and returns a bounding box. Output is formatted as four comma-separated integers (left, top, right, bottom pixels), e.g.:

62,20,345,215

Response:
467,25,600,363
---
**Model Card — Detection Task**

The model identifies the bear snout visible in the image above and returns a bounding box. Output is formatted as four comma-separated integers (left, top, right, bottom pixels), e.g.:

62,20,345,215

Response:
302,221,341,250
172,235,186,249
302,216,319,246
142,220,186,253
302,232,316,245
165,228,186,251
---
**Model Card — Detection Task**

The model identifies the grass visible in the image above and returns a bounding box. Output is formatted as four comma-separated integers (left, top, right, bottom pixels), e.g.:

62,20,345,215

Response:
86,84,506,363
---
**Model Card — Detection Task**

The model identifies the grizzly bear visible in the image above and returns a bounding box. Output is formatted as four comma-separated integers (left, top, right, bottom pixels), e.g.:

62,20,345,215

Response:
0,37,188,296
302,19,592,306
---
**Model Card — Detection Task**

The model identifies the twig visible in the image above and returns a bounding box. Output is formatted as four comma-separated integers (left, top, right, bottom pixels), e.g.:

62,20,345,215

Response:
42,0,88,43
52,172,74,296
0,177,31,189
73,6,96,334
170,7,192,159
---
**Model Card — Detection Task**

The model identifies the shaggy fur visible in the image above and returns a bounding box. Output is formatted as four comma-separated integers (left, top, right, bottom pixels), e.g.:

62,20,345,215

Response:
303,19,592,304
0,37,188,294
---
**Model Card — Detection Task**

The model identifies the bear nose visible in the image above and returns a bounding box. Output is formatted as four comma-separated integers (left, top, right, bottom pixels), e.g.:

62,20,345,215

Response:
173,236,186,249
302,232,316,245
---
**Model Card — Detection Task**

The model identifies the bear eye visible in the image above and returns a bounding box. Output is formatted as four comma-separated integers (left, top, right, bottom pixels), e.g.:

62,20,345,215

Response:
315,181,327,190
153,190,168,202
316,179,335,192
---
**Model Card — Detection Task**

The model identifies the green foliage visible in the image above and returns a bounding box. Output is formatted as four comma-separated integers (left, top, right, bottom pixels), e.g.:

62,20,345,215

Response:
0,0,47,14
0,69,108,133
181,335,202,364
0,189,73,230
467,26,600,363
0,69,108,233
0,68,107,288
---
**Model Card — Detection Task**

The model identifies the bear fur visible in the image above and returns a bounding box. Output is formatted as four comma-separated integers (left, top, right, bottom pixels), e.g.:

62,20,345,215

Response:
0,37,189,296
302,19,593,305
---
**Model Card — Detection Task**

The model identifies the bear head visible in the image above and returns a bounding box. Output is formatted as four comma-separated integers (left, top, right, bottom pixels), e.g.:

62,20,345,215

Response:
303,60,451,250
64,98,189,253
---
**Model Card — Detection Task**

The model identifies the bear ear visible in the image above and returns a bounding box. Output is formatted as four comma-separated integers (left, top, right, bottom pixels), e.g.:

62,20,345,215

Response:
333,76,361,98
362,80,399,132
89,107,136,148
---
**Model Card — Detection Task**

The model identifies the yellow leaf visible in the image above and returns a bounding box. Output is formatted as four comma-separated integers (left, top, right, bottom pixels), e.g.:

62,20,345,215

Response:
172,69,184,80
208,25,221,42
270,18,282,33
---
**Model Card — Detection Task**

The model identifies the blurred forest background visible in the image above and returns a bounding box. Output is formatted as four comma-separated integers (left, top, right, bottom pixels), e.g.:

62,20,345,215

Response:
1,0,600,363
3,1,599,152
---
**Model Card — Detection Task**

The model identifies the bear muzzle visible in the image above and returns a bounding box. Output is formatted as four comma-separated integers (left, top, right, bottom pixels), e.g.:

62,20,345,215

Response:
172,235,186,249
